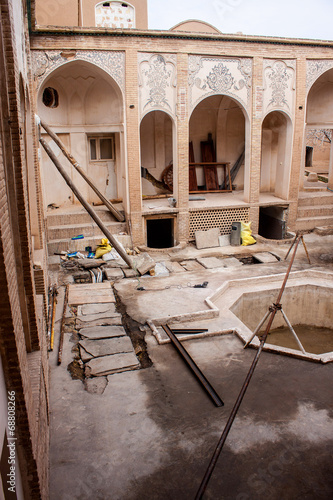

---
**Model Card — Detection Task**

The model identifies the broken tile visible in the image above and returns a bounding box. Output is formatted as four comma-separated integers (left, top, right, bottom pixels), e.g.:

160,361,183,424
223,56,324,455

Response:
123,268,139,278
180,260,205,272
76,316,123,328
164,261,186,274
85,352,140,377
196,257,224,269
132,252,155,275
79,337,134,359
78,325,126,339
252,252,280,263
195,228,220,249
77,303,116,316
84,377,108,395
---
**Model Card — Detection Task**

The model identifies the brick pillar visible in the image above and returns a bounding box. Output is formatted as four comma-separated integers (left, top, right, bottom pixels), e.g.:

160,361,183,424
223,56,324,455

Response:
174,53,189,244
125,48,144,245
248,57,263,232
288,57,307,230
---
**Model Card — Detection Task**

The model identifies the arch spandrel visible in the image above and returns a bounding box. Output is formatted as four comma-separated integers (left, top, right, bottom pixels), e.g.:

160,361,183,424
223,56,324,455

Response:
32,50,125,94
262,59,296,121
307,60,333,93
188,56,252,115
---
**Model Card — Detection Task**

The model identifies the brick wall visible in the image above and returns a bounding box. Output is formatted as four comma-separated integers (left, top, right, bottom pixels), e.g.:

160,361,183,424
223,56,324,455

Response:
0,1,49,498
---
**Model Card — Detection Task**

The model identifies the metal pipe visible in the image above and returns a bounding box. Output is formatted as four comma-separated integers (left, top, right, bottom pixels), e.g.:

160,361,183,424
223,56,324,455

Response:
40,119,124,222
195,236,302,499
280,308,306,354
162,325,224,408
39,137,134,271
243,309,271,348
49,287,57,351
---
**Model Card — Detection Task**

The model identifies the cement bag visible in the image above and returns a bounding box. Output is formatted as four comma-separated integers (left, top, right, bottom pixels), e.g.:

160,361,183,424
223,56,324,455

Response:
95,238,112,259
241,222,256,246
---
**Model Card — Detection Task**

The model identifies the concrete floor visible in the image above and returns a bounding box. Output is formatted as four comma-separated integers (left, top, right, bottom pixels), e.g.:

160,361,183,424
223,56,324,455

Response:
49,232,333,499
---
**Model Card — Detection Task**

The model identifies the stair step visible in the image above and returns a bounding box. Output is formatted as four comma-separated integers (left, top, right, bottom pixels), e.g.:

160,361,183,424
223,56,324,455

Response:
47,221,126,240
297,204,333,218
297,192,333,207
48,234,125,254
295,215,333,231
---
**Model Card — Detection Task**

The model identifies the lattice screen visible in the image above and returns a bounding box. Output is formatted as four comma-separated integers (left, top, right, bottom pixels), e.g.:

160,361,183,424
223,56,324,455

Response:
189,208,250,239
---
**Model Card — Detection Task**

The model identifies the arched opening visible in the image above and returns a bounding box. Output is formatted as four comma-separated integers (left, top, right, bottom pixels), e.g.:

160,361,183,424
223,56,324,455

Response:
306,68,333,189
95,1,135,28
37,60,125,209
260,111,292,199
189,95,246,194
140,110,174,197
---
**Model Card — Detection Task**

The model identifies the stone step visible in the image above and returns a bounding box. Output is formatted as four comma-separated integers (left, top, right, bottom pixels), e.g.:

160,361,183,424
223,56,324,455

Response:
47,221,126,240
297,204,333,218
46,206,124,226
295,215,333,231
297,191,333,207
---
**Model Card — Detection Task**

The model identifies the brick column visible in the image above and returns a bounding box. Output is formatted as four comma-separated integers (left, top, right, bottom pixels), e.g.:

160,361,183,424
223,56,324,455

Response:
125,48,144,245
288,57,307,230
248,57,263,232
175,53,189,244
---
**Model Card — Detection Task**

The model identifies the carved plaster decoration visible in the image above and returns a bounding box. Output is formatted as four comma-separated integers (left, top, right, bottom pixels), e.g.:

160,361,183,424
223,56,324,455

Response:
263,59,296,117
306,59,333,91
138,53,177,119
188,56,252,113
32,50,125,92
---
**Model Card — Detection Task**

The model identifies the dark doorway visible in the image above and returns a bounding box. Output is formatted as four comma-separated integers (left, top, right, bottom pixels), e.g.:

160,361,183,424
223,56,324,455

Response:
259,206,287,239
147,218,174,248
305,146,313,167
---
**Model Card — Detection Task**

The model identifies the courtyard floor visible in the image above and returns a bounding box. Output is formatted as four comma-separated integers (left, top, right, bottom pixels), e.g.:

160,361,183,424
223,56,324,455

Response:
49,232,333,500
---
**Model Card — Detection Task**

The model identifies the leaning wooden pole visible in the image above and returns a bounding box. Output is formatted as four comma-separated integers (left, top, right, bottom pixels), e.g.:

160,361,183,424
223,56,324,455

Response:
40,118,124,222
39,136,134,270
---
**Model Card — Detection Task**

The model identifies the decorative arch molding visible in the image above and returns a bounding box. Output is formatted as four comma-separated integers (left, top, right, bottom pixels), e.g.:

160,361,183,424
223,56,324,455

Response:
262,59,296,119
32,50,125,93
307,59,333,92
188,55,252,114
138,53,177,120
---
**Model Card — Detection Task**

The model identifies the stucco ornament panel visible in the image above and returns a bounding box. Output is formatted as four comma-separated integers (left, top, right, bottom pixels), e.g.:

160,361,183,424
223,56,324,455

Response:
32,50,125,92
188,56,252,113
263,59,296,117
138,53,177,118
306,60,333,91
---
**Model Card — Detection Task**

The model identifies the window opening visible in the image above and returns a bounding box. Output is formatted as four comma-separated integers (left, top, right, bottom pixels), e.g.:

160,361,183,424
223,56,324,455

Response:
89,136,114,161
42,87,59,108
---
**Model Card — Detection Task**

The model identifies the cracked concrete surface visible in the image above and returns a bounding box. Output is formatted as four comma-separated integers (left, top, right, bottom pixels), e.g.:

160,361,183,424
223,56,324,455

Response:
49,233,333,499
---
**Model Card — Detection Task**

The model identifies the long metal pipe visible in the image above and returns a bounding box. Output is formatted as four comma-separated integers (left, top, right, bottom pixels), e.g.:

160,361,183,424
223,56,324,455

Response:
195,236,302,499
162,325,224,408
40,118,124,222
39,137,134,270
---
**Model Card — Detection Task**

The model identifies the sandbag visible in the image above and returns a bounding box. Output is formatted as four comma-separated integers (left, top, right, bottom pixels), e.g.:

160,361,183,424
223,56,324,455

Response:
94,238,112,259
241,222,256,246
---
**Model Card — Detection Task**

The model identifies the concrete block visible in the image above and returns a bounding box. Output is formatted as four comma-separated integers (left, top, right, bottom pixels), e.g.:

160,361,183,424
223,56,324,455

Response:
164,261,185,273
221,257,243,268
195,228,220,249
253,252,280,263
84,377,108,395
78,325,126,339
123,268,139,278
104,268,124,281
219,235,230,247
85,352,140,377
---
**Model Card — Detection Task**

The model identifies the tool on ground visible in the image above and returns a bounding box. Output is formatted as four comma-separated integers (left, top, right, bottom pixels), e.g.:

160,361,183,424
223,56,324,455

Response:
48,285,57,351
195,235,303,499
162,325,224,408
58,285,69,365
